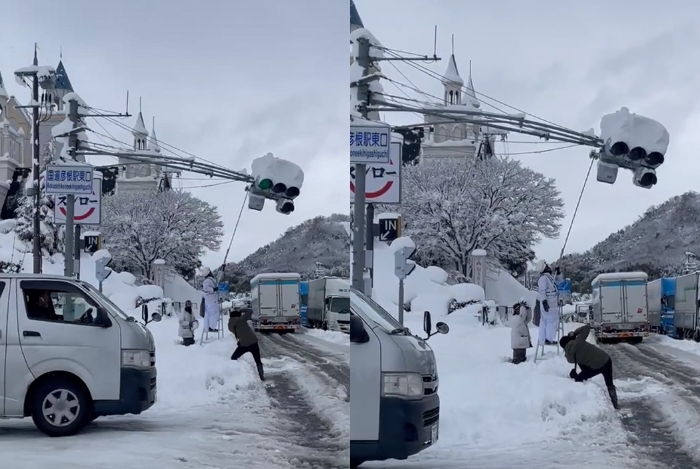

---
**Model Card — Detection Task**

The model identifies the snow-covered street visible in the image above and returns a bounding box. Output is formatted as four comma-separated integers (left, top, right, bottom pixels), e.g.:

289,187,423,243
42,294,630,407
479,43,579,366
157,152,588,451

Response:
360,307,700,468
0,317,349,469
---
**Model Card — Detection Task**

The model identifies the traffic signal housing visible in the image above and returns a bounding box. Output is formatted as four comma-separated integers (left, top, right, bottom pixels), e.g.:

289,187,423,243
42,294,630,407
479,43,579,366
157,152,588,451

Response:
249,153,304,215
95,252,113,283
394,246,417,280
598,107,669,189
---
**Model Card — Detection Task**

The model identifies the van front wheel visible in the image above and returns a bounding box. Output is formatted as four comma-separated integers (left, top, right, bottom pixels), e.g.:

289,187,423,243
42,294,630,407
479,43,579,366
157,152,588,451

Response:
31,379,89,437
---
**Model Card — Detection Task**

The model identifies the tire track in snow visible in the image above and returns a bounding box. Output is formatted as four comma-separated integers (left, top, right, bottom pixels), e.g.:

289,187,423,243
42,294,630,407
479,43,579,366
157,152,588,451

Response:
604,342,700,469
258,333,349,469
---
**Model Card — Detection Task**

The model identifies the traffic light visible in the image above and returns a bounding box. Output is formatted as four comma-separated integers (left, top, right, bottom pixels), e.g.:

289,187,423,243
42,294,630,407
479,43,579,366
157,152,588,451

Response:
249,153,304,215
394,246,417,280
598,107,669,189
95,251,113,283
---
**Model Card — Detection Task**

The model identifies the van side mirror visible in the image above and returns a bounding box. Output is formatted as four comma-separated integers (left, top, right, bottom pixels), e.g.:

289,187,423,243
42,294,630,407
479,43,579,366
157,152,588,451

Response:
151,312,162,323
436,322,449,334
423,311,432,336
350,313,369,343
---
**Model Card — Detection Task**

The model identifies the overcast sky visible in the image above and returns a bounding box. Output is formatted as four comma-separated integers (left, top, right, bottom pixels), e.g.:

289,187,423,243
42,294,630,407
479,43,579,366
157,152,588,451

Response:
0,0,347,268
356,0,700,266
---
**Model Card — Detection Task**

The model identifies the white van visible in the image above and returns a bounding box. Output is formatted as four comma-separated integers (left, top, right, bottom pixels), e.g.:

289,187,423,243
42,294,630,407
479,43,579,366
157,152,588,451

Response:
0,274,157,436
350,289,448,467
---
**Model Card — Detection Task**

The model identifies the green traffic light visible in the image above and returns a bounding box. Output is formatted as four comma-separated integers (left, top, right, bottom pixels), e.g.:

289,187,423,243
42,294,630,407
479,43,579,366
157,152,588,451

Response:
258,178,272,190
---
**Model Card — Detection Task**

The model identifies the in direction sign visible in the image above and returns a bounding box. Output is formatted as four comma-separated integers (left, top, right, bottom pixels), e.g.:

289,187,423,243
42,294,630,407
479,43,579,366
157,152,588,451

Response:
379,217,400,242
45,165,94,195
350,123,391,164
351,141,401,204
54,178,102,225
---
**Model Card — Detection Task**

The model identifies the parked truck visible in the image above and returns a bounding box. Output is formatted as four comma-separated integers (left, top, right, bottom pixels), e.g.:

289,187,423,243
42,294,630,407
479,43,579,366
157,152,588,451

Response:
672,272,700,341
307,277,350,333
647,277,677,335
0,274,157,436
591,272,649,343
250,273,301,332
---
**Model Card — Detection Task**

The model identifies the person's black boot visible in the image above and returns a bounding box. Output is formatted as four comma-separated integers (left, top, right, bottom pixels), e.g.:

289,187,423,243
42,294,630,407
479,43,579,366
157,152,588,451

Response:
607,385,619,409
257,363,265,381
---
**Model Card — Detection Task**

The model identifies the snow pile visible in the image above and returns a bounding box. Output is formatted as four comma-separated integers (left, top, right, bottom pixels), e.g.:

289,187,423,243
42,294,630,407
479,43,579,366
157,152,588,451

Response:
484,265,538,308
372,237,485,316
301,327,349,346
600,107,669,156
401,310,624,461
147,317,258,410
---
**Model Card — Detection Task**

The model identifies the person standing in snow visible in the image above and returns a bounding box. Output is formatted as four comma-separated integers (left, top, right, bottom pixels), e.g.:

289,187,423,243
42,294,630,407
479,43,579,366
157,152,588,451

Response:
228,308,265,381
200,267,220,332
178,300,196,346
559,325,619,409
510,300,533,364
537,264,560,345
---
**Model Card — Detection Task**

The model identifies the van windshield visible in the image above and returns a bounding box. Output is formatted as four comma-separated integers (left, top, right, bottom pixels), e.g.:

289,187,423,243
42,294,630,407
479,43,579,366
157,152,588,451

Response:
79,281,131,321
351,289,403,333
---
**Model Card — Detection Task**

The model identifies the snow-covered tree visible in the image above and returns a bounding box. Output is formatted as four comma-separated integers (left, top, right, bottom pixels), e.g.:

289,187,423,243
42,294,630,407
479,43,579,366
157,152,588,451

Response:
101,190,223,281
399,157,564,278
15,193,62,256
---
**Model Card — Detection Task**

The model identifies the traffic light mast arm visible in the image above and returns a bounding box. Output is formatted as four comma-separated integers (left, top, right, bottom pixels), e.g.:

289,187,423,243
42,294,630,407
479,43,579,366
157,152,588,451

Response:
77,147,255,184
368,100,604,149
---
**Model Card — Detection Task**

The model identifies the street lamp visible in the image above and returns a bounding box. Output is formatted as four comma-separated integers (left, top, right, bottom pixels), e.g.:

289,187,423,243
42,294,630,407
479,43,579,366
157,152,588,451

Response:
14,45,56,273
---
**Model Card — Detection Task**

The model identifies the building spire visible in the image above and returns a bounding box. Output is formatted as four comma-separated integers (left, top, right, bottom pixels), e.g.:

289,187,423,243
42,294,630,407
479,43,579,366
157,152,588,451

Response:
0,70,7,98
150,116,161,153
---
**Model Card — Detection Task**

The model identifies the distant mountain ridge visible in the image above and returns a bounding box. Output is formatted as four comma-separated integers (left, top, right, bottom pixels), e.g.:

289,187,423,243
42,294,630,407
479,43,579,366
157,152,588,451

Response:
223,214,350,290
559,191,700,292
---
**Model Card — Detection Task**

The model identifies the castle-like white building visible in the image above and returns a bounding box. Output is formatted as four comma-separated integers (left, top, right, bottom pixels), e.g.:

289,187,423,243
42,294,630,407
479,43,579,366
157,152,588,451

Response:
0,59,169,215
421,54,504,161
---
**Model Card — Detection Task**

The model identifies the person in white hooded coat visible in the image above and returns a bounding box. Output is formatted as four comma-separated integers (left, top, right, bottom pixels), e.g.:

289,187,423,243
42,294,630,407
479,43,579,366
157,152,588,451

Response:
537,264,560,345
201,268,221,332
510,301,532,364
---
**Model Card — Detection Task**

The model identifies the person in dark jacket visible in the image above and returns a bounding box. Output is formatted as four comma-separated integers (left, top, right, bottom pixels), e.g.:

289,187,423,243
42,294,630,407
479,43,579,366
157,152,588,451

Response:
559,325,619,409
228,308,264,381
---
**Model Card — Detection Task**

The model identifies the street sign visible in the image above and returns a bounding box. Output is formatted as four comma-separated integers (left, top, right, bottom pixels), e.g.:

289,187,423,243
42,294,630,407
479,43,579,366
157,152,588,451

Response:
83,234,100,253
350,122,391,164
351,141,401,204
218,282,230,293
45,165,94,195
54,178,102,225
379,217,400,242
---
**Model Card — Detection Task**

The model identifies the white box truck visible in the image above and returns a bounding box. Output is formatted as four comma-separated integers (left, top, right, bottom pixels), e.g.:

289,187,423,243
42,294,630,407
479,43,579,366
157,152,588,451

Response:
0,274,157,436
350,288,448,467
673,272,699,340
591,272,649,343
307,277,350,333
250,273,301,332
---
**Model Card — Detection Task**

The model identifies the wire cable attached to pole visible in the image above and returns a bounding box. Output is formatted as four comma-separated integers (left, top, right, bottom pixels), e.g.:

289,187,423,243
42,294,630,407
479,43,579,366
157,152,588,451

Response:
219,192,249,278
558,158,595,264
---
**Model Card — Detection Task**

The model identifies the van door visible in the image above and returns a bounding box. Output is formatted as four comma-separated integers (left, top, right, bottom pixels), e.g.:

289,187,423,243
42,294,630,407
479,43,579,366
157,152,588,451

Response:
0,279,7,415
279,280,299,319
16,279,121,401
350,309,381,441
259,281,278,319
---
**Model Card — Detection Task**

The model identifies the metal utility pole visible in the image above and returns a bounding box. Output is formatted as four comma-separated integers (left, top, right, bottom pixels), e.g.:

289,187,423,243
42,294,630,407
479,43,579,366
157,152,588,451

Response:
63,98,79,277
31,48,42,274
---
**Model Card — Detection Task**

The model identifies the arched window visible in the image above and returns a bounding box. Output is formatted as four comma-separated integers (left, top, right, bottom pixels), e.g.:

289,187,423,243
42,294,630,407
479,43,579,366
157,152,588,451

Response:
449,90,453,104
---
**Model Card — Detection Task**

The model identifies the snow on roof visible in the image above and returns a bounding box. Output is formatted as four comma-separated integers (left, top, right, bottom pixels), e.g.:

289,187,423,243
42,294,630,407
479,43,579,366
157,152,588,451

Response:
442,54,463,86
0,71,7,98
54,60,73,92
149,126,161,152
472,249,487,256
81,230,100,238
591,272,648,285
350,0,364,30
153,259,166,265
251,272,301,283
132,111,148,136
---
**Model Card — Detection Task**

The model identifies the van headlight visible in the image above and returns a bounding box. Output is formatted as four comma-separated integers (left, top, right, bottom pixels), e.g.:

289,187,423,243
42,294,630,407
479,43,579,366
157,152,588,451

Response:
382,372,423,399
122,350,151,368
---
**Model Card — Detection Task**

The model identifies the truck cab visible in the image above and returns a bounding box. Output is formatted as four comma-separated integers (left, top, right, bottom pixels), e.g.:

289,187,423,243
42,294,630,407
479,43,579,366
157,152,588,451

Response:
350,288,445,467
0,274,157,436
308,277,350,333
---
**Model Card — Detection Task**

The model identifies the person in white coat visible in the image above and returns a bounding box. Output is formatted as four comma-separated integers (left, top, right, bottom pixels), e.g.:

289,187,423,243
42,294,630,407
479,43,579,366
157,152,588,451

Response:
537,264,560,345
201,267,220,332
510,301,532,364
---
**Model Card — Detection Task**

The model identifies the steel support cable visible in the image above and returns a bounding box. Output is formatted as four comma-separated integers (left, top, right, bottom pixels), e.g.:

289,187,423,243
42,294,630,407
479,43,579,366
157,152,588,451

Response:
557,157,595,264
